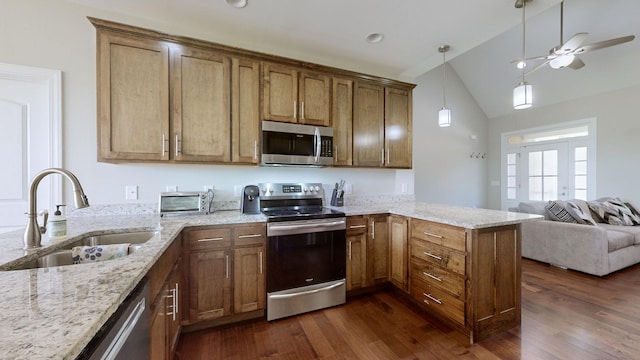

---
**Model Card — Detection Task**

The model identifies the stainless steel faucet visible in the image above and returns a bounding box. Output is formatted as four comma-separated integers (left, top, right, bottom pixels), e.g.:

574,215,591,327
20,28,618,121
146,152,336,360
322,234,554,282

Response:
23,168,90,249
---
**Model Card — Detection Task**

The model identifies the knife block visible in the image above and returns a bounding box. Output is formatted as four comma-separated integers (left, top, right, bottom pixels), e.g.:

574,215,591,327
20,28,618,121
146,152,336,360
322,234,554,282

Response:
330,188,344,207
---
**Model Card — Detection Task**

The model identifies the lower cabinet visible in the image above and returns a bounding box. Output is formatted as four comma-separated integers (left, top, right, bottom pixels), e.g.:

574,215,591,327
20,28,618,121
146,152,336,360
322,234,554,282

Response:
346,216,367,291
389,215,409,291
183,223,265,326
346,214,391,292
149,235,182,360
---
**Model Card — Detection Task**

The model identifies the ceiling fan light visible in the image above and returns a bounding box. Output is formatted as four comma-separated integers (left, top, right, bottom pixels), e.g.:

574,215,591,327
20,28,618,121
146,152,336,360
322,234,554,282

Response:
439,108,452,127
513,82,533,109
549,54,575,69
516,61,527,70
225,0,247,8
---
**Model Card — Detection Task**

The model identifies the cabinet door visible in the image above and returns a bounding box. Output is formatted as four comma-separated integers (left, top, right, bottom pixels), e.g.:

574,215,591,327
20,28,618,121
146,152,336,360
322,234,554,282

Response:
263,63,298,123
353,82,384,167
346,217,367,291
389,215,409,291
384,87,412,168
97,31,170,162
332,78,353,166
231,58,260,164
150,282,168,360
367,214,389,285
298,71,331,126
233,245,265,313
166,260,182,357
188,249,231,322
171,47,231,162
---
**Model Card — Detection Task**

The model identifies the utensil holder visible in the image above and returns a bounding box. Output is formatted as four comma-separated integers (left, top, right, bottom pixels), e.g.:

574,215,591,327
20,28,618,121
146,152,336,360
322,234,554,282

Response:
330,188,344,207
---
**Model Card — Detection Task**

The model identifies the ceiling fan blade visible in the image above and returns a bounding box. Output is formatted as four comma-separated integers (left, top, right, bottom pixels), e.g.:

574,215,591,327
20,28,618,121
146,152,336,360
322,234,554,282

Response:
560,33,588,53
574,35,635,54
525,60,551,76
510,54,554,64
567,56,585,70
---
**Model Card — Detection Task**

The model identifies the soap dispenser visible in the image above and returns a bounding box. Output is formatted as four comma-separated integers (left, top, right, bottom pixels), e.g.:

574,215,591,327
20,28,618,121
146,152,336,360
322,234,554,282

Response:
49,205,67,240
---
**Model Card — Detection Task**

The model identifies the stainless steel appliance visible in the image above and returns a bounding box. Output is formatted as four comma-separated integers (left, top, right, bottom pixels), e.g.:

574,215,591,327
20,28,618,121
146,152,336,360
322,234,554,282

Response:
159,190,214,216
79,279,150,360
260,182,346,321
261,120,334,166
240,185,260,214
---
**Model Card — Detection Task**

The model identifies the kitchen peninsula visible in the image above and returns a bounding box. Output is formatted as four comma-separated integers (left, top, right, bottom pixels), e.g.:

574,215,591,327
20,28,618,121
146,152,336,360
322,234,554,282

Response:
0,201,540,359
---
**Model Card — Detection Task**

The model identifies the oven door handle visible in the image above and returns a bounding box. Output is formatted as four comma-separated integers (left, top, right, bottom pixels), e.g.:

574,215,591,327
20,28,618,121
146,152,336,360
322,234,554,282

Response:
268,220,345,236
269,281,344,299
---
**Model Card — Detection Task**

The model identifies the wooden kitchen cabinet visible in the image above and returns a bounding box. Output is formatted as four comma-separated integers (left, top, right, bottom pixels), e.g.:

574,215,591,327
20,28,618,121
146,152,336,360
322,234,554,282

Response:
183,224,266,327
148,235,182,360
263,63,331,126
389,215,409,291
384,87,412,168
331,77,353,166
97,31,170,162
231,58,261,164
346,216,367,291
409,218,521,343
353,81,385,167
171,47,231,162
367,214,389,286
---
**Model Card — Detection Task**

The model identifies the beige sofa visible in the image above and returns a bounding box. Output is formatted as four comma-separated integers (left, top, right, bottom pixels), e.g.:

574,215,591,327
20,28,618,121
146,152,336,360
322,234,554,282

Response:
514,200,640,276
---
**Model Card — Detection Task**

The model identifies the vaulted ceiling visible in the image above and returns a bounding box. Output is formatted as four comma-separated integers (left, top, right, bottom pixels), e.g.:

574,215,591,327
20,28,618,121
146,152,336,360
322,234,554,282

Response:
66,0,640,118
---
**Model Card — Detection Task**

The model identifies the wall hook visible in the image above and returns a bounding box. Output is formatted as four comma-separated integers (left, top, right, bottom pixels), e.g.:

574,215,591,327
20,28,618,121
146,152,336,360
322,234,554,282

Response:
481,153,487,159
470,152,476,158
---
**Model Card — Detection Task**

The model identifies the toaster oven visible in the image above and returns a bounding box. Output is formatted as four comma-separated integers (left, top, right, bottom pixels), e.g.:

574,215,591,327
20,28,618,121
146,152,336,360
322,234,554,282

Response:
159,191,213,216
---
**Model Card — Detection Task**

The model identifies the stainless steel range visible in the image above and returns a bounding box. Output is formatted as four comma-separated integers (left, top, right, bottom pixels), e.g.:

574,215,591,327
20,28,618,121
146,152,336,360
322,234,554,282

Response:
259,182,346,321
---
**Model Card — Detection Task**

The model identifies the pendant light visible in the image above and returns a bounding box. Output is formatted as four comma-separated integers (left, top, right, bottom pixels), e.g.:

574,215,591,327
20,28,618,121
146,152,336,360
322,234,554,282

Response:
438,45,451,127
513,0,533,109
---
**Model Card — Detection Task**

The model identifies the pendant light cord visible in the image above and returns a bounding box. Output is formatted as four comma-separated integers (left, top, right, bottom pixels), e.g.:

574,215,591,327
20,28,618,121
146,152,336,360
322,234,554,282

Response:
521,0,526,83
442,50,447,107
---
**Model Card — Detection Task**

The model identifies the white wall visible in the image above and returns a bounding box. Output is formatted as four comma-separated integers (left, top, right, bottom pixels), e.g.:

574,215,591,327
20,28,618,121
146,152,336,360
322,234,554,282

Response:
412,63,489,208
487,84,640,209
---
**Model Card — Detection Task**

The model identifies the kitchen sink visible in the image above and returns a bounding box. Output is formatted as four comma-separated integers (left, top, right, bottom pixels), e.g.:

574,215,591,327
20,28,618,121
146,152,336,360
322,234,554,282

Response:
8,231,158,271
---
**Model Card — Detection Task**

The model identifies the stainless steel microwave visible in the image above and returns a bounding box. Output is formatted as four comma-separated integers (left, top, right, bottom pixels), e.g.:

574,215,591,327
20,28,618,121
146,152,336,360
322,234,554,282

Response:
159,191,212,216
261,120,334,166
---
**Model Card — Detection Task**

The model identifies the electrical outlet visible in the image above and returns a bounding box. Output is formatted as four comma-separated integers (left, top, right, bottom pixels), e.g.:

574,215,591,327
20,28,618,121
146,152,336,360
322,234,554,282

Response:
401,183,408,193
125,185,138,200
166,185,177,192
344,183,353,194
234,185,243,197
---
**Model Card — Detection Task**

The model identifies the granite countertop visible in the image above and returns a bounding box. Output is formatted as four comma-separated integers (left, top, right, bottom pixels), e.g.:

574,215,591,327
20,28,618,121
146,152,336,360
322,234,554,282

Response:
0,202,540,359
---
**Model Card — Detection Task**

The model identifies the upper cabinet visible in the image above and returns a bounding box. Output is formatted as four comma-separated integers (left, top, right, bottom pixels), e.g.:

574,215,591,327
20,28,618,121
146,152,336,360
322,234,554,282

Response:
263,63,331,127
97,32,170,162
90,17,413,167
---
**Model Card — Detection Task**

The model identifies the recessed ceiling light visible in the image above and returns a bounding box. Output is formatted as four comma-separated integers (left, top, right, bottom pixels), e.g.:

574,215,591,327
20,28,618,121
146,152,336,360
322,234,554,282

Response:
226,0,247,8
516,61,527,69
366,33,384,44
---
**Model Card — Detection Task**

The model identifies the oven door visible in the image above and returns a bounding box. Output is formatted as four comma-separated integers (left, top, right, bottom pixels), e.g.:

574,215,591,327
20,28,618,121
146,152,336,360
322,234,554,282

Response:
267,218,346,293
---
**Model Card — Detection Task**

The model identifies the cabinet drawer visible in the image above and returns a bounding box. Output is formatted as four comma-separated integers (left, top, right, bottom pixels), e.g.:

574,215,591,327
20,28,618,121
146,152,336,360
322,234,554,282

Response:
411,239,465,276
187,228,231,250
412,219,466,252
346,216,367,235
411,257,464,298
411,278,465,327
234,224,266,247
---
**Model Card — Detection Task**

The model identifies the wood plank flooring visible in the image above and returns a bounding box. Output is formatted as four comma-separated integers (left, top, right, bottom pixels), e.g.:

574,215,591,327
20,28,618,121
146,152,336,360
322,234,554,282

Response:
176,259,640,359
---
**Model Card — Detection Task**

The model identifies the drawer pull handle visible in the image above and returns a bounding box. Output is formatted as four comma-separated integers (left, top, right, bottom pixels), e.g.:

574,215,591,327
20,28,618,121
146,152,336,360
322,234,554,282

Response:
424,232,443,239
198,237,224,242
423,272,442,282
349,225,366,229
423,293,442,305
238,234,262,239
423,252,442,261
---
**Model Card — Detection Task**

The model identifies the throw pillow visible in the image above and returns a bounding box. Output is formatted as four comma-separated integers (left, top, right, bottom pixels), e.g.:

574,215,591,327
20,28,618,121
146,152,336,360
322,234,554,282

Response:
588,198,640,226
545,200,578,223
565,200,597,225
625,202,640,218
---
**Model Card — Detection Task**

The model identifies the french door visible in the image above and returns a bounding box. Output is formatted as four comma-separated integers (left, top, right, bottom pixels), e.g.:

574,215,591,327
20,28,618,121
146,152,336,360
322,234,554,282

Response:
521,142,569,202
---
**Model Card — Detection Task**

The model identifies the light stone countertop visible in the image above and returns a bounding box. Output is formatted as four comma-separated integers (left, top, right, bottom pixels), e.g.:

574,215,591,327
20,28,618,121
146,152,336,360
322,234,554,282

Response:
0,202,540,359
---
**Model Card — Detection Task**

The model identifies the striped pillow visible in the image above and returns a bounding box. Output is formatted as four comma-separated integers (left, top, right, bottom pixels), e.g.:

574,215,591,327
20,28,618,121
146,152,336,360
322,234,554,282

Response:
545,200,578,223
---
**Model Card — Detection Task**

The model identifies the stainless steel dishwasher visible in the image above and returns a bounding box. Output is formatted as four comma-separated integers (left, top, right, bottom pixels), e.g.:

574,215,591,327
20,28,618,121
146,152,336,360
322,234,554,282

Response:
77,278,150,360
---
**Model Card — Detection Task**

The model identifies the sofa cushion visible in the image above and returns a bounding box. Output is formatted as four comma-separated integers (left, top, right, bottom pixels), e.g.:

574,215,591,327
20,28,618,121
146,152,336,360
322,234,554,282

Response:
517,201,549,219
565,200,597,225
588,198,640,226
599,223,640,245
606,230,636,252
545,200,578,223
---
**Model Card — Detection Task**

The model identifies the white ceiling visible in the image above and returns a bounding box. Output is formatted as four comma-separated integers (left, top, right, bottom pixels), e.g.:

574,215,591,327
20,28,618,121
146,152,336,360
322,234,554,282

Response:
66,0,639,119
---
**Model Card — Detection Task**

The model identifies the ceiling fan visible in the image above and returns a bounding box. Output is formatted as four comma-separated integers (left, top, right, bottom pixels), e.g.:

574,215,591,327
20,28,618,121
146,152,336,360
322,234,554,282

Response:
516,0,635,75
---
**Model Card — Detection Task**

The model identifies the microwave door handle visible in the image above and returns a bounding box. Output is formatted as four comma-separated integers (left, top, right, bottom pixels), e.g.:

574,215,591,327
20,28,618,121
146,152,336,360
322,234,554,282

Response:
314,127,320,163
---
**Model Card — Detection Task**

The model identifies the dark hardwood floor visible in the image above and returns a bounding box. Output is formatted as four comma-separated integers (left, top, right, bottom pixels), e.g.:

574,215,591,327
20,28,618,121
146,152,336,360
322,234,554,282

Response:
176,259,640,359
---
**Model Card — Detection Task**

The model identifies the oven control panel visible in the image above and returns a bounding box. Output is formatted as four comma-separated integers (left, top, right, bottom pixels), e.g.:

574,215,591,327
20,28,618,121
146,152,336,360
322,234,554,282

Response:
258,183,323,198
